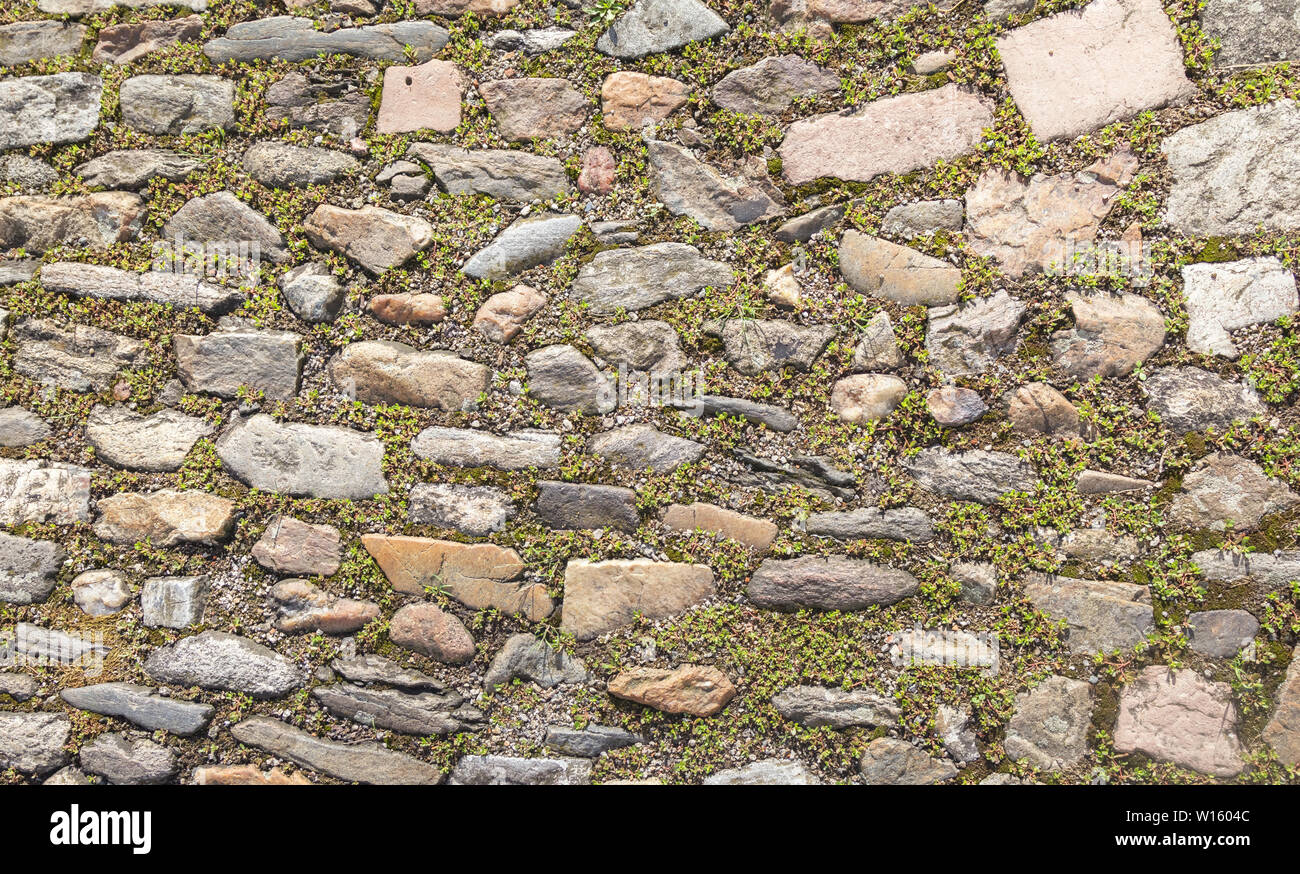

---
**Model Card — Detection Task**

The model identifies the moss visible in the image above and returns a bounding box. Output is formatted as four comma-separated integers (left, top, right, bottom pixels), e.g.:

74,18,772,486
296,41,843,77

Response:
1196,237,1241,263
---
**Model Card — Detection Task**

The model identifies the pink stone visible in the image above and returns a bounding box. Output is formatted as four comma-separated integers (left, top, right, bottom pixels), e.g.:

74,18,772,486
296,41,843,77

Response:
377,59,462,135
577,146,616,195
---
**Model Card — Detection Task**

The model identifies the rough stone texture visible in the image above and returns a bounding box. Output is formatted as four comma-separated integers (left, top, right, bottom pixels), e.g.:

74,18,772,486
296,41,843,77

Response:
953,562,997,605
1264,647,1300,766
1051,292,1166,380
370,292,447,326
93,14,202,64
163,190,286,263
661,502,778,550
0,73,102,150
570,242,732,314
145,631,302,698
1008,382,1081,438
0,534,65,606
562,559,715,639
242,142,359,188
546,725,643,758
0,21,87,66
830,373,906,423
232,716,444,784
85,405,214,472
926,291,1026,376
204,17,449,63
905,448,1034,503
451,755,591,785
1114,666,1245,777
1004,675,1092,770
927,386,987,427
252,516,341,577
1193,549,1300,590
595,0,730,60
76,148,201,190
377,59,461,134
0,459,91,526
0,193,144,253
713,54,838,114
1023,573,1154,654
463,214,582,279
61,683,213,736
525,344,615,414
215,414,389,500
839,231,960,306
1187,610,1259,659
648,140,787,231
71,569,131,616
485,633,589,688
585,320,686,373
409,143,568,202
480,78,587,141
272,579,378,635
602,72,690,131
535,481,638,531
587,424,704,473
859,738,957,785
772,685,899,728
1203,0,1300,67
264,71,370,138
748,555,919,611
304,204,434,274
141,575,209,629
409,483,515,535
120,74,235,135
411,426,561,469
389,603,476,663
313,683,482,736
330,340,489,411
723,319,832,375
175,323,301,401
41,261,244,316
607,665,736,716
1166,453,1299,531
1140,367,1266,434
93,489,232,547
704,759,820,784
80,734,177,785
807,507,934,542
881,199,963,239
1182,257,1298,358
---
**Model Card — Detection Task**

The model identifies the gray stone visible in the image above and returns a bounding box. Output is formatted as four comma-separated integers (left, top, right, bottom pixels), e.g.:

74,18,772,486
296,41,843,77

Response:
215,414,388,500
881,199,964,239
748,555,919,611
704,759,820,784
713,54,839,114
905,448,1035,504
175,323,301,401
587,424,704,473
545,725,643,758
280,263,345,324
409,483,515,535
953,562,997,604
1182,257,1298,358
1193,549,1300,589
40,262,245,316
312,684,482,736
251,518,342,577
852,311,904,371
79,734,176,785
595,0,729,59
1188,610,1259,658
232,716,444,784
771,685,899,728
85,405,214,472
0,674,39,702
525,345,615,414
0,155,58,192
76,149,202,190
806,507,934,542
0,73,101,149
331,654,446,691
141,576,208,629
451,754,592,785
693,395,797,432
0,459,91,526
570,243,733,314
204,16,449,63
0,407,50,447
1059,529,1139,563
1023,573,1154,654
145,631,302,698
936,704,979,763
0,193,144,253
119,74,234,135
61,683,213,736
1078,470,1157,494
93,489,234,546
1264,645,1300,765
411,427,561,469
0,712,70,775
722,319,833,375
1004,675,1092,770
409,143,570,201
10,319,145,392
480,77,588,141
1167,453,1299,531
488,27,578,54
163,191,287,264
10,624,107,664
535,481,638,531
859,738,957,785
926,291,1025,375
70,570,132,617
242,142,359,187
839,230,961,306
585,320,686,373
926,386,987,427
0,20,86,66
1141,367,1266,434
462,214,582,279
484,633,589,688
1204,0,1300,66
774,203,845,243
265,71,371,138
648,140,786,232
38,0,207,12
92,13,202,64
1008,382,1081,439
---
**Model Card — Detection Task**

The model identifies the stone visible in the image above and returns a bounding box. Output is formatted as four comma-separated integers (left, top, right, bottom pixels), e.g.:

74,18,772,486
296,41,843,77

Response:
535,481,637,532
859,738,957,785
850,312,902,372
1023,573,1154,654
731,452,858,499
1204,0,1300,66
141,575,208,629
163,191,286,263
0,156,57,193
0,675,39,701
608,665,736,716
252,517,341,577
953,562,997,604
0,193,144,253
1059,529,1139,563
571,242,732,314
39,0,206,11
265,71,370,138
926,386,986,427
1163,99,1300,236
145,631,301,698
839,231,960,306
232,716,444,784
780,84,993,185
1004,675,1092,770
648,140,787,231
1187,610,1259,658
376,58,461,134
0,20,86,66
11,319,144,392
585,321,685,373
722,320,832,376
409,143,570,202
1167,454,1299,531
601,72,690,131
1182,257,1298,357
1050,292,1166,379
936,704,979,763
662,502,778,550
997,0,1194,141
1078,470,1156,494
175,324,301,401
764,263,802,308
85,405,214,472
964,152,1138,277
279,263,344,325
0,534,63,606
705,759,820,784
370,292,446,325
905,448,1035,504
414,0,519,13
1193,549,1300,589
204,17,449,63
578,146,617,195
0,713,71,776
411,427,560,470
891,627,999,673
0,73,101,150
79,734,176,785
193,766,310,786
481,78,587,140
0,459,90,526
595,0,730,60
271,580,378,635
304,204,433,274
474,285,547,343
331,654,446,691
93,14,202,64
910,49,955,74
1142,367,1265,434
76,149,201,190
313,683,481,735
546,725,642,757
1264,646,1300,765
1008,382,1080,438
330,341,489,411
830,373,907,423
881,199,963,239
713,54,839,115
362,534,550,620
562,559,715,640
588,424,704,473
409,483,515,535
748,555,919,611
9,624,107,666
93,489,234,547
40,262,244,316
61,683,212,736
488,26,576,53
806,507,934,542
451,755,591,785
926,291,1026,375
215,414,389,500
386,604,474,664
1115,666,1244,776
775,204,845,242
772,685,899,728
484,634,589,688
242,142,359,188
119,74,234,135
525,345,615,414
693,395,798,432
71,570,131,616
463,214,582,279
983,0,1035,19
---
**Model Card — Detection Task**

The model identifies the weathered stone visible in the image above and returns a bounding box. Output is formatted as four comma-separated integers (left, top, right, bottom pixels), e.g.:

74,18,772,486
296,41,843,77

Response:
362,534,550,619
79,734,176,785
242,142,358,188
93,489,233,547
1193,549,1300,589
175,324,301,401
764,263,802,308
997,0,1193,141
748,555,919,611
775,203,845,242
830,373,906,423
271,579,378,635
713,54,838,114
570,242,733,314
0,459,91,526
905,448,1035,503
163,191,286,263
535,481,637,532
304,204,433,274
732,452,858,500
216,414,389,500
545,725,642,758
409,483,515,535
1004,675,1092,770
693,395,797,432
936,704,979,763
265,71,370,138
387,603,474,664
11,319,144,392
608,665,735,716
525,344,615,414
76,149,201,190
141,575,208,629
192,765,310,785
61,683,212,736
926,386,987,427
409,143,570,202
772,685,899,728
41,262,244,316
0,73,101,150
472,285,547,344
648,140,786,231
1167,454,1299,531
412,426,560,470
953,562,997,605
1008,382,1080,438
881,199,963,239
1114,666,1244,776
93,14,201,64
330,341,489,412
0,193,144,253
369,292,446,325
859,738,957,784
0,20,86,66
463,214,582,279
451,755,591,785
926,291,1026,375
71,569,131,616
480,77,587,140
585,321,685,373
377,58,461,134
562,559,715,640
891,627,999,673
484,633,588,688
1078,470,1156,494
601,72,689,131
0,534,64,606
596,0,729,59
722,319,832,376
705,759,820,784
231,716,443,784
39,0,207,12
1264,646,1300,765
1182,257,1298,357
204,17,449,63
578,146,617,195
1023,572,1154,654
0,713,70,776
252,517,341,577
277,263,343,325
85,405,213,472
1058,529,1139,563
839,231,960,306
587,424,704,474
1050,292,1166,379
313,683,481,736
1142,367,1265,434
0,674,39,702
119,74,234,135
1187,610,1259,658
807,507,934,542
10,624,107,666
780,84,993,185
487,26,576,53
332,654,446,691
1203,0,1300,66
661,502,778,551
0,156,57,193
145,631,301,697
851,311,903,372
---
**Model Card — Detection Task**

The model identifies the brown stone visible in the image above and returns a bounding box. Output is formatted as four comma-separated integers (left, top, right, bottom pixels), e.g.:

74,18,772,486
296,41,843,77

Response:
192,765,312,785
271,579,379,635
480,78,588,141
474,285,547,342
92,14,202,64
608,666,736,716
561,559,716,640
1114,665,1244,777
661,502,778,551
1050,292,1166,379
1264,646,1300,766
838,231,960,305
389,603,475,663
413,0,519,13
1008,382,1080,438
0,193,144,254
252,516,341,577
600,72,690,131
303,205,434,274
577,146,616,195
370,293,447,325
1167,454,1300,532
329,340,490,411
377,59,462,134
93,490,235,547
